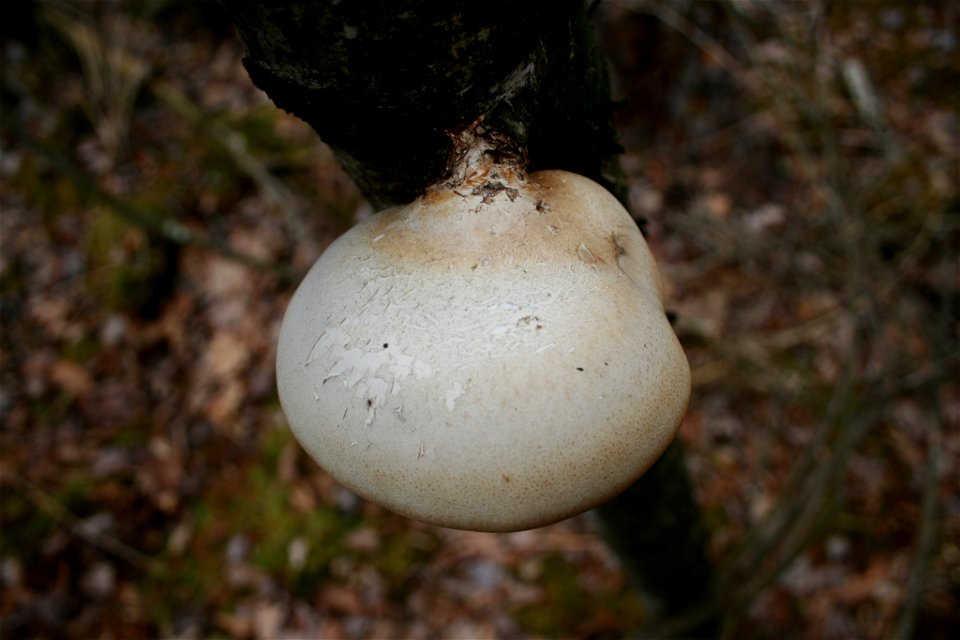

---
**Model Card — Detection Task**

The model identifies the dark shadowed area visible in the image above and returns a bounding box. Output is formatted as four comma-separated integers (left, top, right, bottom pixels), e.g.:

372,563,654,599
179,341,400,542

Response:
1,1,957,638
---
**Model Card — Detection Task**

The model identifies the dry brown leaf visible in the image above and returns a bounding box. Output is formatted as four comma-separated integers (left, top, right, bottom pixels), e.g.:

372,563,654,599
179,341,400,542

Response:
203,331,249,380
204,378,244,426
320,584,364,615
344,527,380,554
215,611,252,639
705,191,733,219
832,558,900,606
26,296,71,335
49,359,93,397
205,257,249,300
251,601,285,640
289,482,317,513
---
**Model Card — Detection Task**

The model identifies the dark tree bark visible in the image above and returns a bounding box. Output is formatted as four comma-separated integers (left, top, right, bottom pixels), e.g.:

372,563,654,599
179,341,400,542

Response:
224,0,624,210
223,1,715,635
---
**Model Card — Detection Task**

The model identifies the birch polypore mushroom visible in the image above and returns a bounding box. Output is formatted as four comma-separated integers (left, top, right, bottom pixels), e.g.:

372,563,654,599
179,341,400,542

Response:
276,130,690,532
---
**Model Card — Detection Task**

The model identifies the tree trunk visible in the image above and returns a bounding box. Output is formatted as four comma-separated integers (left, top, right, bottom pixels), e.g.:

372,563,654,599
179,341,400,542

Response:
223,1,716,634
223,0,624,210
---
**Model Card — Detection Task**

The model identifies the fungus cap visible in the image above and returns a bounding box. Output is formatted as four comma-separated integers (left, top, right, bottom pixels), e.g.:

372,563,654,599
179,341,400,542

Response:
276,169,690,532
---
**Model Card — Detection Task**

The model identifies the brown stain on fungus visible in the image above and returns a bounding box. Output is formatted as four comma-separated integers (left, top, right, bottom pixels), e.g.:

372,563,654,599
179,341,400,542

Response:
611,232,627,258
577,242,606,267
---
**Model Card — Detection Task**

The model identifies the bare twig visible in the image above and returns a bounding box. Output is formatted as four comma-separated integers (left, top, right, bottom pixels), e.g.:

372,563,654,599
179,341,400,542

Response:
1,109,300,284
842,57,898,160
1,470,161,573
648,353,956,638
152,81,321,256
621,1,951,636
893,417,942,640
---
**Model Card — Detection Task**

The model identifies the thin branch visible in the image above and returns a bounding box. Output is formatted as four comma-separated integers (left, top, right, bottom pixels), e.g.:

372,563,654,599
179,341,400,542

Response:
1,470,161,574
894,252,955,639
1,107,300,285
152,80,321,257
893,417,942,640
841,57,899,160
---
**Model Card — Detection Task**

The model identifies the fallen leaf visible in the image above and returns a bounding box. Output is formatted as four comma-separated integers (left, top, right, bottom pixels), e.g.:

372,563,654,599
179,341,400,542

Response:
49,359,94,397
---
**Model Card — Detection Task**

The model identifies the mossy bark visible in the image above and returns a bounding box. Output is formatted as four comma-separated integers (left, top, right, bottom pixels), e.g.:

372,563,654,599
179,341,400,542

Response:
223,1,715,634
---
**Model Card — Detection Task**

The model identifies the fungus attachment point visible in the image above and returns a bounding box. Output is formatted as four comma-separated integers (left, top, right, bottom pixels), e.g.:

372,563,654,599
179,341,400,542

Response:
276,130,690,532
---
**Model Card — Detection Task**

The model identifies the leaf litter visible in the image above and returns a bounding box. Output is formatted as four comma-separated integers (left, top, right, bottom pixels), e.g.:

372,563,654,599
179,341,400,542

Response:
1,1,957,638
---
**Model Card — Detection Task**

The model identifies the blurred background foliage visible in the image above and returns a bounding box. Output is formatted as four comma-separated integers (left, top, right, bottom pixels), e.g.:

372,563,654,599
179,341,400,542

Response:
1,0,957,638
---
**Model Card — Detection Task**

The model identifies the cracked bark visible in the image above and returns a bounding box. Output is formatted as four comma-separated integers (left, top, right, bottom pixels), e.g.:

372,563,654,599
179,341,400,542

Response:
222,1,716,635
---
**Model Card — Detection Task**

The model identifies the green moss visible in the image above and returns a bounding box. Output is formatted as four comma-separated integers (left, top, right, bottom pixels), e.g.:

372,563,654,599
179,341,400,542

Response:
513,553,646,638
244,465,348,575
84,207,175,316
11,153,85,222
231,106,294,154
0,473,96,578
136,425,444,630
372,528,438,595
0,491,56,557
62,333,100,363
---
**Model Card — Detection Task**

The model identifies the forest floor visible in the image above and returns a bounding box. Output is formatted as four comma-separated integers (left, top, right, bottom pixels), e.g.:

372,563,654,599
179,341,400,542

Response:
1,1,958,638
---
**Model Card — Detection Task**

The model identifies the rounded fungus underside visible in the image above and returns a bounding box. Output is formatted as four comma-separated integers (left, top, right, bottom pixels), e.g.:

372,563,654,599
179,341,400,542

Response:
276,169,690,532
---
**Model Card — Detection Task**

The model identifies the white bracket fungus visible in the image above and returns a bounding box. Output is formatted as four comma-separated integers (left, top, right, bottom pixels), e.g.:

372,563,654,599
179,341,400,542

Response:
276,133,690,532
